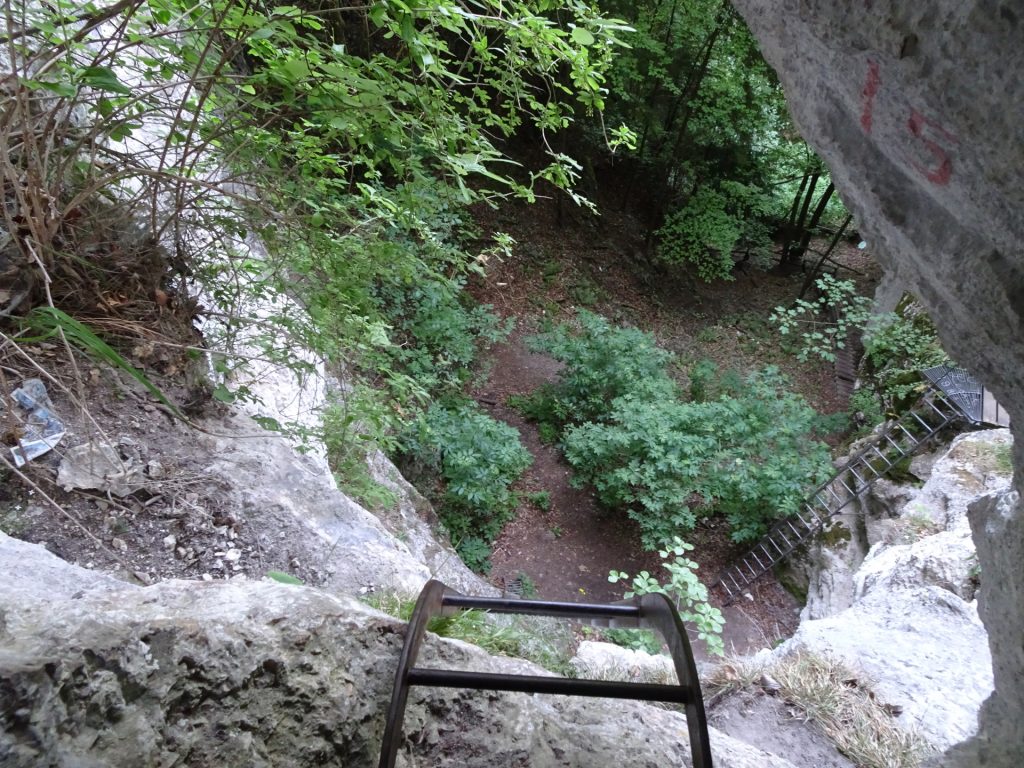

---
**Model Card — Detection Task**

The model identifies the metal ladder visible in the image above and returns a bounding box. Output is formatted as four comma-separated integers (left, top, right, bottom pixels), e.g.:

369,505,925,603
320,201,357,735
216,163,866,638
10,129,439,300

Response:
715,387,964,603
379,579,713,768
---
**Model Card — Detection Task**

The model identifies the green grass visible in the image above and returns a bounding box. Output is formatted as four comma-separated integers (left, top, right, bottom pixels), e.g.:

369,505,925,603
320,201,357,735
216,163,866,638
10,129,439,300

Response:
364,593,574,674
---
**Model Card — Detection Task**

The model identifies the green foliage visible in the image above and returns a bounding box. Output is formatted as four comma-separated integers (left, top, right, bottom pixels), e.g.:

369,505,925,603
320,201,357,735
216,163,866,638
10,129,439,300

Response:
564,366,832,545
365,594,573,674
773,283,950,413
323,387,401,511
848,389,884,436
656,182,774,281
524,490,552,512
266,571,304,585
372,272,514,395
4,0,625,500
400,400,531,569
592,0,825,267
862,305,949,407
602,628,663,655
609,537,725,656
527,310,678,427
770,275,873,363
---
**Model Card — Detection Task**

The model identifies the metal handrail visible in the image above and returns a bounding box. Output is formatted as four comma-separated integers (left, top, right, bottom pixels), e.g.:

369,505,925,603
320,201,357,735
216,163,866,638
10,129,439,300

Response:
379,579,713,768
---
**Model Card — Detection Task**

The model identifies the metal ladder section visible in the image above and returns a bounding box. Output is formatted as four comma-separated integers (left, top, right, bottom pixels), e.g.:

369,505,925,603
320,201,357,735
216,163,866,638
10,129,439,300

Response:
715,388,964,603
379,579,713,768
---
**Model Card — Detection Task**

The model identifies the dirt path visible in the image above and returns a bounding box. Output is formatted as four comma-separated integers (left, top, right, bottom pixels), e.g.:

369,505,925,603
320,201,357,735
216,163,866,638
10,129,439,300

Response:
475,327,652,603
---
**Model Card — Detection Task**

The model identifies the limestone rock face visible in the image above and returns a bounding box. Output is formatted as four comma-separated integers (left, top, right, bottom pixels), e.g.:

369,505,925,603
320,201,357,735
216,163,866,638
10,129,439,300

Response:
570,640,678,684
778,585,991,751
0,533,793,768
855,530,977,600
197,412,488,597
770,430,1013,750
726,5,1023,762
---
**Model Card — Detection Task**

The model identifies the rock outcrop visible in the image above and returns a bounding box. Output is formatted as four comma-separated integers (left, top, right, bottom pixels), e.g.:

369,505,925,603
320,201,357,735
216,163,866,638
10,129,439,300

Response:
766,430,1012,751
197,411,490,597
0,532,795,768
727,8,1022,761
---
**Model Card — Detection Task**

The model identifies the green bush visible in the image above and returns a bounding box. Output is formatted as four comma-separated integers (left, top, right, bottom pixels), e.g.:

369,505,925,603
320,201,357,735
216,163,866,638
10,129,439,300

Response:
322,386,400,511
527,310,679,427
564,367,832,546
374,273,514,395
400,400,532,568
609,537,726,656
656,182,774,282
602,628,663,655
862,303,949,408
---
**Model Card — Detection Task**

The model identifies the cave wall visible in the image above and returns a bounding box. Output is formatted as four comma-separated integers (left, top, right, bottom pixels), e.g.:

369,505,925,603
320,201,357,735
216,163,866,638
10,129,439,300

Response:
728,2,1023,764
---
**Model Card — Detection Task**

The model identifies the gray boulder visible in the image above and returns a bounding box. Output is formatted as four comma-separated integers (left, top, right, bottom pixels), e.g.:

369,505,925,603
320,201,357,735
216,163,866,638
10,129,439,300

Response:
774,585,992,751
197,412,489,597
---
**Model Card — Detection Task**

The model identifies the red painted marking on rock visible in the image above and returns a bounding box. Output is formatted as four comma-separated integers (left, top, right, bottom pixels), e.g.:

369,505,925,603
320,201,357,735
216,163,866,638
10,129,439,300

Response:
906,108,957,185
860,59,881,134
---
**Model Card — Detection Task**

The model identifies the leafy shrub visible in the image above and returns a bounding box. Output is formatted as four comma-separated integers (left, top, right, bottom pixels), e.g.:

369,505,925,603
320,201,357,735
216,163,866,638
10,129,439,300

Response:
770,275,873,363
523,490,552,512
373,273,514,395
656,183,774,282
564,367,832,545
773,283,950,411
609,537,726,656
527,310,678,427
400,400,531,568
323,386,400,511
862,302,949,408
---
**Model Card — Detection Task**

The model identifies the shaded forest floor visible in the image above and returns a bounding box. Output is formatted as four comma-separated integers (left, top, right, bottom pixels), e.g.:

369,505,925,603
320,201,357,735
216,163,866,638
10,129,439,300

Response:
469,193,880,654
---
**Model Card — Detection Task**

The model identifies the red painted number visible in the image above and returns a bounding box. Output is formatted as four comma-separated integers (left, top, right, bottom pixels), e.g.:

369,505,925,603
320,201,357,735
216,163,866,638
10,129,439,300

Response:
906,109,957,186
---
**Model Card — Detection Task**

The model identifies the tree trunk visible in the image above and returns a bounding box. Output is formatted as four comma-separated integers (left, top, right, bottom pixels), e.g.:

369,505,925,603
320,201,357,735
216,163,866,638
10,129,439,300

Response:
799,213,852,298
775,173,820,273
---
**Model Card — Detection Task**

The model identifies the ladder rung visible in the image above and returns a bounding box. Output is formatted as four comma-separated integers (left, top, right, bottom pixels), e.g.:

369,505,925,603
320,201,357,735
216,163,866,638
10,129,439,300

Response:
442,595,640,621
766,536,786,556
895,423,917,443
924,397,953,420
882,433,907,456
758,543,776,562
774,529,794,549
806,504,826,524
848,465,867,488
407,668,692,703
749,550,768,570
909,411,932,431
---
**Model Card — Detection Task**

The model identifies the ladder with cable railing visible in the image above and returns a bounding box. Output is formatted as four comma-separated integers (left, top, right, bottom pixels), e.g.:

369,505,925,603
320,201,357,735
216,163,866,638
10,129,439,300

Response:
714,386,964,603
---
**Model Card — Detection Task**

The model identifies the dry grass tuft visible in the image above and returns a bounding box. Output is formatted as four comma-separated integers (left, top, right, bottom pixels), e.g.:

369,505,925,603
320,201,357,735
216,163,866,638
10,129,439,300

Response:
706,652,936,768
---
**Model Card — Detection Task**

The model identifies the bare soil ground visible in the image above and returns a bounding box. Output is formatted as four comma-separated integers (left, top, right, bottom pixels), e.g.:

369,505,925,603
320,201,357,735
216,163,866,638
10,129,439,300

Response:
469,194,881,654
0,361,320,588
